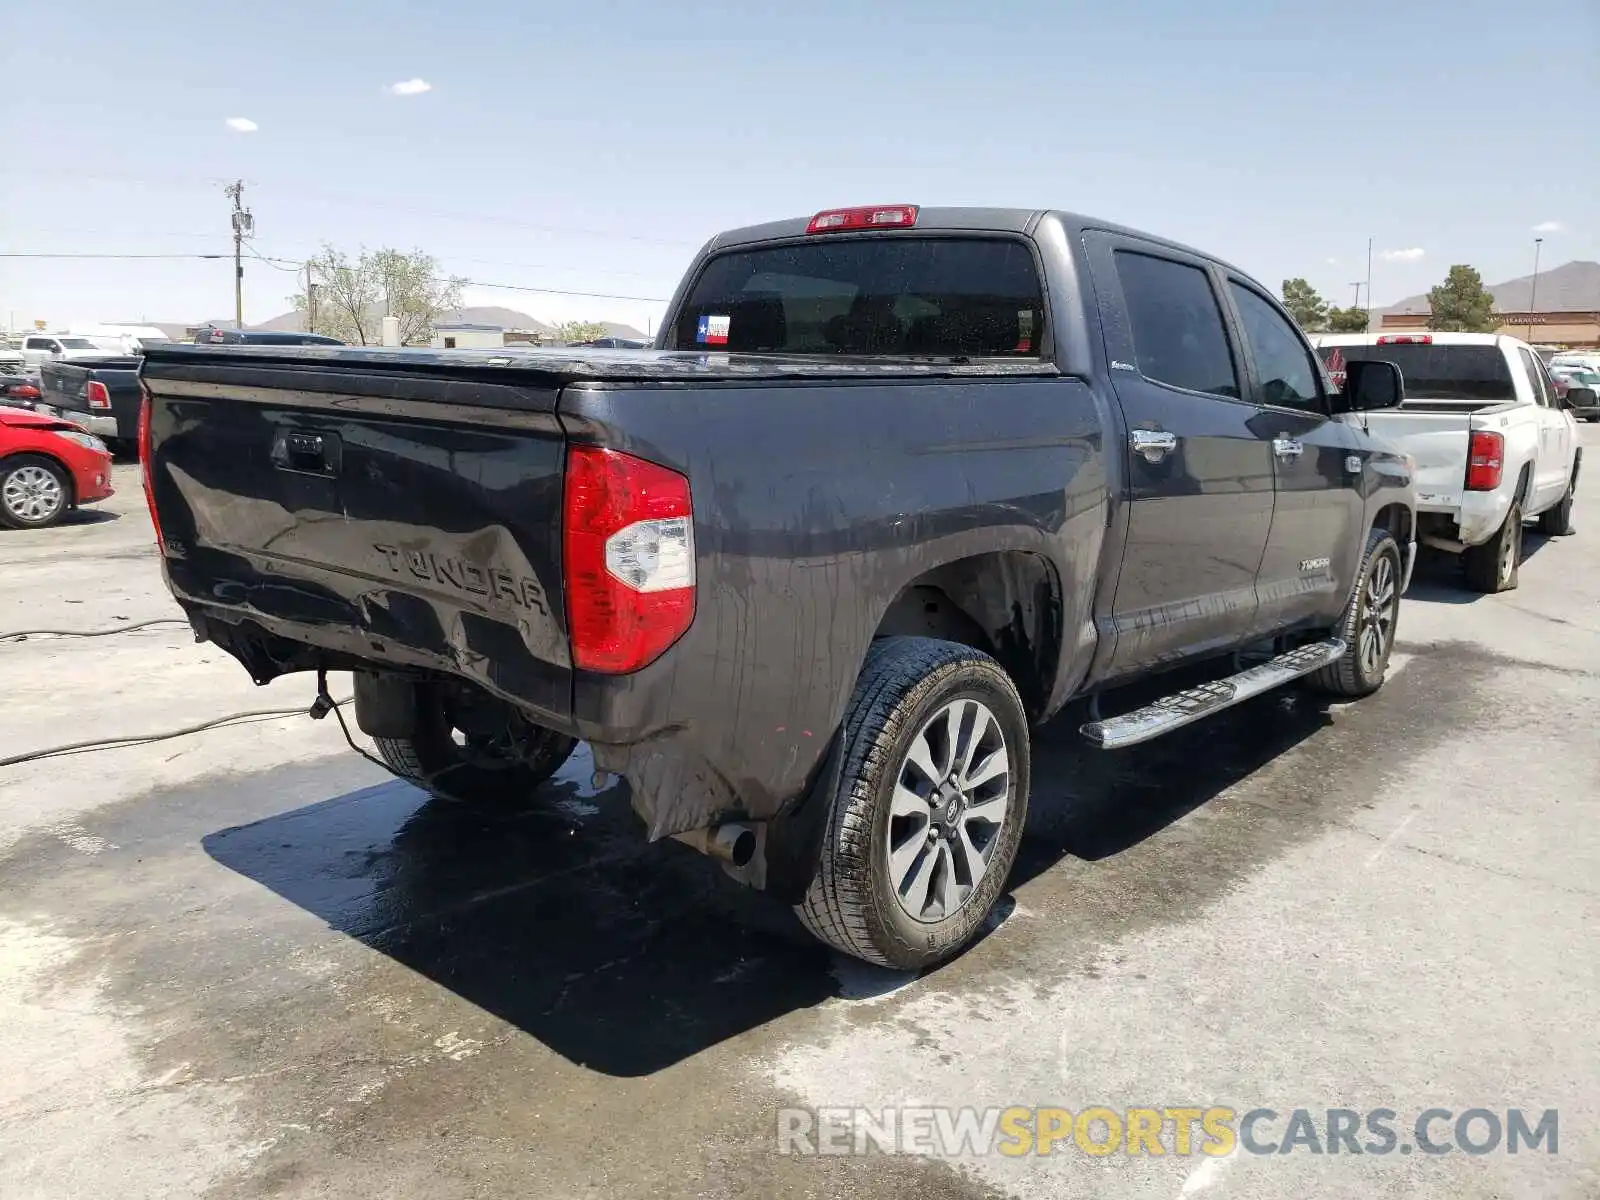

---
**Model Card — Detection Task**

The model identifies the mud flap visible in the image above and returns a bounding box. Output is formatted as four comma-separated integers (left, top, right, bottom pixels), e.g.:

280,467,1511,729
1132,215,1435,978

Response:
351,671,419,739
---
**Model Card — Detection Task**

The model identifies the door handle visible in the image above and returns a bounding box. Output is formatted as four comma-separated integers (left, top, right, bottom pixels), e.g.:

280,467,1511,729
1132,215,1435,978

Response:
272,428,342,475
1130,428,1178,463
1272,437,1304,460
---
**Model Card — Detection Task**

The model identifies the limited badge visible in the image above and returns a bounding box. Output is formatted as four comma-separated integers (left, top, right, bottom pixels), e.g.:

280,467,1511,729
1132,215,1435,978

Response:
696,314,731,346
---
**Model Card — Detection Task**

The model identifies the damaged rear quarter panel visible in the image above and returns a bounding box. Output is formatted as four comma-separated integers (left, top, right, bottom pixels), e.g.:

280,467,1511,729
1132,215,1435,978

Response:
562,374,1107,839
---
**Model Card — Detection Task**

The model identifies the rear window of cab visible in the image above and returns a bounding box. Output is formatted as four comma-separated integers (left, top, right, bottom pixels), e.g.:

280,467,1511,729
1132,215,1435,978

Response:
670,236,1046,359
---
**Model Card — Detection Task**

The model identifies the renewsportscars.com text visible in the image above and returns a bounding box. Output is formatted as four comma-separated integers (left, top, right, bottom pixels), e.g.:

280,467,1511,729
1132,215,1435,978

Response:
776,1106,1559,1158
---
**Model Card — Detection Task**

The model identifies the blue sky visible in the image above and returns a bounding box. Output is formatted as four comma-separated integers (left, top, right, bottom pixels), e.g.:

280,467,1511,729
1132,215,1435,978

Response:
1,0,1595,333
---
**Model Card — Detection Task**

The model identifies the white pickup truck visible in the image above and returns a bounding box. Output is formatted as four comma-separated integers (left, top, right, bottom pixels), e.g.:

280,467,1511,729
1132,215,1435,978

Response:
1311,332,1582,593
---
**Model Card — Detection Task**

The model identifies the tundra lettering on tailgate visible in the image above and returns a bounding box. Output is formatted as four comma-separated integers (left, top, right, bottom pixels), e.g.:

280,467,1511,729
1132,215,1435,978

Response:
372,543,549,616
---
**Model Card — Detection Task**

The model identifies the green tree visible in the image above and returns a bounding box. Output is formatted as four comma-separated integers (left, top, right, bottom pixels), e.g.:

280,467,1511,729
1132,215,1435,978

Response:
554,321,612,345
1427,265,1497,333
1281,278,1329,331
1326,305,1370,333
291,246,466,345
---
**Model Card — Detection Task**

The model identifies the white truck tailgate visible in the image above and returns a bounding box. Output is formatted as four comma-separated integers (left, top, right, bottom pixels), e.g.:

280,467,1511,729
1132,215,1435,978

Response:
1361,410,1468,511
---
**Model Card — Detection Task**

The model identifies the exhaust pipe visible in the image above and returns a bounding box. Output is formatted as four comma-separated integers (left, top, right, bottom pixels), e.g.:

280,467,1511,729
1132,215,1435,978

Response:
672,822,757,868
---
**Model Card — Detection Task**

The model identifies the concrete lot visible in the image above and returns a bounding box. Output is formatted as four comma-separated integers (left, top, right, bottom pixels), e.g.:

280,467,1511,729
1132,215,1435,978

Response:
1,438,1596,1200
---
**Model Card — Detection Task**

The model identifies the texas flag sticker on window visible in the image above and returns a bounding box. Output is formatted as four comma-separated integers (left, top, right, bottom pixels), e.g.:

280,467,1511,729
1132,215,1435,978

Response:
696,314,731,346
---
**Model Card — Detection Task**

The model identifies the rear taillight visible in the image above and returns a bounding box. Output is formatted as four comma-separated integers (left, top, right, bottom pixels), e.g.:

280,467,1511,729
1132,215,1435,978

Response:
1466,430,1505,492
11,384,39,399
1377,334,1432,345
86,380,111,409
138,385,166,553
806,204,919,234
563,445,694,673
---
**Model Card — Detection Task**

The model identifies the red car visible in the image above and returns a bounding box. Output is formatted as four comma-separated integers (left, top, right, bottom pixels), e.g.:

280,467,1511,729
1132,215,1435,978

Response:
0,408,115,529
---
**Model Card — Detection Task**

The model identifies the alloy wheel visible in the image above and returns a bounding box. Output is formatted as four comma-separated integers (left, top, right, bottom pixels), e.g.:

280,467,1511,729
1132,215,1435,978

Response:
885,698,1011,923
2,466,64,524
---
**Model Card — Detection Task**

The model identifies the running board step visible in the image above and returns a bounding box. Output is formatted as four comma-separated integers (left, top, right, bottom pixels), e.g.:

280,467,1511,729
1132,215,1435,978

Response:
1080,639,1347,750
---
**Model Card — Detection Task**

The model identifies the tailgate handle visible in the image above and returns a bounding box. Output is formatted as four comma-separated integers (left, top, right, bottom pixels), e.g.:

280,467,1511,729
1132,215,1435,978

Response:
273,429,341,475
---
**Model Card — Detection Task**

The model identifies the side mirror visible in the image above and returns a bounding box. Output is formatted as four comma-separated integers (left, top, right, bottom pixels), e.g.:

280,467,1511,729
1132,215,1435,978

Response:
1569,386,1597,409
1343,358,1403,411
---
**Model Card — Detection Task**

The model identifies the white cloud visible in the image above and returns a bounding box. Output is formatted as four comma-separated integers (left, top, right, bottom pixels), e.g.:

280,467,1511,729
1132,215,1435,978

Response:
1325,257,1339,265
387,79,433,96
1532,220,1563,234
1379,247,1425,263
224,117,258,133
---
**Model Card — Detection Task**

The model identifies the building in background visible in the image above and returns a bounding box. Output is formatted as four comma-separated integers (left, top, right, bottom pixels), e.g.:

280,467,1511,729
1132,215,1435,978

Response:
1378,260,1600,348
431,323,505,350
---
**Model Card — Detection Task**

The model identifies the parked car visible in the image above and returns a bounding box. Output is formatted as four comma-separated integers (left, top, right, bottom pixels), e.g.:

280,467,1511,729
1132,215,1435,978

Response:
140,204,1416,969
191,325,344,346
74,324,174,356
18,334,111,372
0,408,114,529
0,341,26,376
37,357,142,454
1312,333,1581,591
569,336,651,349
1549,365,1600,421
0,375,42,410
1550,351,1600,374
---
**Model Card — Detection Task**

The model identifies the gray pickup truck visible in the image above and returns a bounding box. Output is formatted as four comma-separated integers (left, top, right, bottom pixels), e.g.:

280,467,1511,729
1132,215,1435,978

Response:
139,206,1416,968
38,356,143,453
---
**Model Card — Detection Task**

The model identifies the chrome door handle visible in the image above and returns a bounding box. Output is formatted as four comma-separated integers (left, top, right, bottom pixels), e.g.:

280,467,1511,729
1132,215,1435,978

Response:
1131,429,1178,462
1273,437,1304,460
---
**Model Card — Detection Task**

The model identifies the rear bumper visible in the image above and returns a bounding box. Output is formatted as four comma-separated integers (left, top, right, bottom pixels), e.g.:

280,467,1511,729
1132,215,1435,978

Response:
34,402,120,440
1452,491,1512,547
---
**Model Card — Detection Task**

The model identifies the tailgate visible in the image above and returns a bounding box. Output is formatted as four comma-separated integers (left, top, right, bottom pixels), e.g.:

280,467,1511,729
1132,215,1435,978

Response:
141,351,573,724
1362,408,1472,511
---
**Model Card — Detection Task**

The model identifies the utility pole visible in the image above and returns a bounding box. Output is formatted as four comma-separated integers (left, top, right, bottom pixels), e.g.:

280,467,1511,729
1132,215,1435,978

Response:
1349,281,1363,307
1364,237,1373,332
304,261,318,335
224,180,254,329
1527,237,1544,341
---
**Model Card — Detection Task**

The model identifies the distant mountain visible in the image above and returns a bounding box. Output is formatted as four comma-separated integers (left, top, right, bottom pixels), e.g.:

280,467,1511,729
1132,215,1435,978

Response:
1382,260,1600,316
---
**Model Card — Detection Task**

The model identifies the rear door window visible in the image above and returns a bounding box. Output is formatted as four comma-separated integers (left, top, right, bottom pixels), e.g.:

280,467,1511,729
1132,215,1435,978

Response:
1113,251,1240,398
671,236,1045,357
1518,349,1549,406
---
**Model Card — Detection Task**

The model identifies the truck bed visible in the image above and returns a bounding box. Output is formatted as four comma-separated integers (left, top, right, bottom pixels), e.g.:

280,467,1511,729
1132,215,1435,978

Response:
1360,400,1518,513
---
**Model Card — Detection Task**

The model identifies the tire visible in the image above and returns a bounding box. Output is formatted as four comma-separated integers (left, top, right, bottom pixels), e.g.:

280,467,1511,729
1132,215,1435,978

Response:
796,637,1030,970
1537,468,1576,538
0,454,72,530
1309,528,1402,698
374,688,577,807
1462,501,1522,593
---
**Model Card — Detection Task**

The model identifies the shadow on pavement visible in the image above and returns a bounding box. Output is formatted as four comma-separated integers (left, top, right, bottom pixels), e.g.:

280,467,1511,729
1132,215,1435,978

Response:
204,680,1336,1076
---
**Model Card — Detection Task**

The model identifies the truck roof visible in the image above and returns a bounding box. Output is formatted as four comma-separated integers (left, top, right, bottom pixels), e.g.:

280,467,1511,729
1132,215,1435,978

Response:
1309,332,1535,349
704,206,1253,278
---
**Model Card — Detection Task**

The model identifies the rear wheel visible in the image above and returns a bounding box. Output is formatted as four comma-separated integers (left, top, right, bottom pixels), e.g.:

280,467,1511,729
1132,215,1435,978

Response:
1463,502,1522,593
1309,527,1402,698
374,685,577,807
796,637,1029,970
0,454,70,529
1537,467,1577,537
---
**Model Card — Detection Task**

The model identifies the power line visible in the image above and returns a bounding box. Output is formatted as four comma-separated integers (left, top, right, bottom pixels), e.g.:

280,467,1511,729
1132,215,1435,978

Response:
0,252,228,260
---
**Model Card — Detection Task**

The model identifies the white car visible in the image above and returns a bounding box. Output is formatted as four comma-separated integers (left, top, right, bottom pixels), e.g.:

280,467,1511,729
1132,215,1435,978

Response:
1550,351,1600,373
18,334,111,372
1311,332,1581,593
